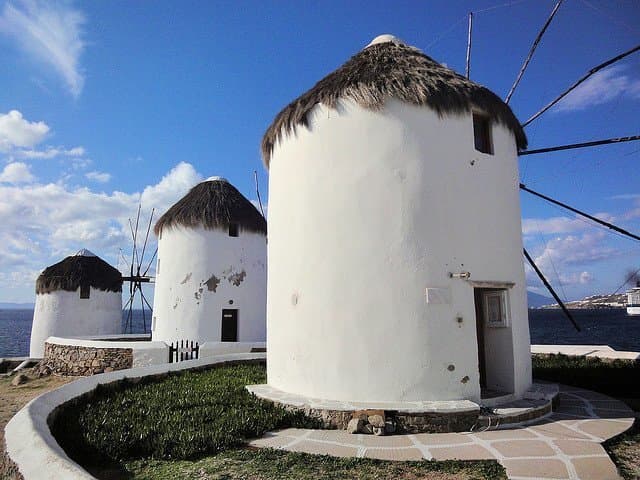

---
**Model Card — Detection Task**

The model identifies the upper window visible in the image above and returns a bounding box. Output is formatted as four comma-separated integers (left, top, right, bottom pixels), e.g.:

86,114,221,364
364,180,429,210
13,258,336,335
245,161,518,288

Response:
228,223,239,237
473,113,493,155
80,284,90,299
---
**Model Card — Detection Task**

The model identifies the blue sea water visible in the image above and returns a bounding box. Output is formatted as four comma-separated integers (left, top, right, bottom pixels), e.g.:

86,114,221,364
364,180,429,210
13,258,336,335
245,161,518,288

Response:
0,309,150,357
1,308,639,358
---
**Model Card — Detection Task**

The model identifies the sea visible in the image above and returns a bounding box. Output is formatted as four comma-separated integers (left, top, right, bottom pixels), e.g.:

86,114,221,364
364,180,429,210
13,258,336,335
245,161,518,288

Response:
1,308,639,358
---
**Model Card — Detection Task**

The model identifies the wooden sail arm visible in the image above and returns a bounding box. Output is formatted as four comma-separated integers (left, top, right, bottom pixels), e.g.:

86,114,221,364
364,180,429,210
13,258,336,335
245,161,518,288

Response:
523,248,580,332
519,135,640,156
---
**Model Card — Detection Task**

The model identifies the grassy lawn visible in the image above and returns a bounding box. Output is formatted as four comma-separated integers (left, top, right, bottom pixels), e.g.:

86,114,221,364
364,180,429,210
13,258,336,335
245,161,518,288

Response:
51,362,505,480
123,449,506,480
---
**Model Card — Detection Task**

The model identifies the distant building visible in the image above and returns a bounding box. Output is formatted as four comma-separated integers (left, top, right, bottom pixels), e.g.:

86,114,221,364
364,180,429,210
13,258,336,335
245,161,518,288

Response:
263,35,531,403
627,285,640,315
29,249,123,358
152,177,267,345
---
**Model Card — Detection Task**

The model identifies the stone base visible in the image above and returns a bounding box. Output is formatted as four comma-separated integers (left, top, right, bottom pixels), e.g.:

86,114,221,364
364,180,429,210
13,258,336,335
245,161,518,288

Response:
43,342,133,376
247,383,559,433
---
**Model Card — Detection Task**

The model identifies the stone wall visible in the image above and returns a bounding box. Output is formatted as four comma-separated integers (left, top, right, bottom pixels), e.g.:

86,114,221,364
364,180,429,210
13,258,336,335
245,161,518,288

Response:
43,342,133,376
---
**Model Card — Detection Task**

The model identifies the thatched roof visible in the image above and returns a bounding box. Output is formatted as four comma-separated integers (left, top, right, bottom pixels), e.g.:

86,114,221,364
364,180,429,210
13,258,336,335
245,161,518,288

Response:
154,177,267,236
36,249,122,295
262,35,527,166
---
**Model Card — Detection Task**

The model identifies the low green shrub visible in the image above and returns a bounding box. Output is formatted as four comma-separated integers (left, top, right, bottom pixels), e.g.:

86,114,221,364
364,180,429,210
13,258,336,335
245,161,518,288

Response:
52,363,317,462
532,354,639,398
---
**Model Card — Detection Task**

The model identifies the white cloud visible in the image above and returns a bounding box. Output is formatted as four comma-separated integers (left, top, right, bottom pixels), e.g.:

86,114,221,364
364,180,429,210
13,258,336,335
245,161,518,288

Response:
522,216,586,235
0,162,35,183
0,110,49,151
555,65,640,112
16,145,84,159
0,0,86,97
139,162,202,212
0,162,202,300
85,171,111,183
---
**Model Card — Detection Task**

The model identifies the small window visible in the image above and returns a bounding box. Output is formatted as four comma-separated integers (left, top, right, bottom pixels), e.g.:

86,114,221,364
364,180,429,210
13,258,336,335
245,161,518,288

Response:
483,290,509,327
473,113,493,154
228,223,239,237
80,284,90,299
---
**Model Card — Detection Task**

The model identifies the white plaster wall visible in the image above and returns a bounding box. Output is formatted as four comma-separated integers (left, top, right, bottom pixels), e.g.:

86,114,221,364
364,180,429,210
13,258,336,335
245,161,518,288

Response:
152,226,267,344
200,341,266,358
267,98,531,403
29,289,122,358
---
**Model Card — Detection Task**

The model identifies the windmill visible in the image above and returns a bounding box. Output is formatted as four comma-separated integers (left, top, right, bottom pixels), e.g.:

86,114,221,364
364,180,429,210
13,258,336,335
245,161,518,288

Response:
120,205,156,334
464,0,640,331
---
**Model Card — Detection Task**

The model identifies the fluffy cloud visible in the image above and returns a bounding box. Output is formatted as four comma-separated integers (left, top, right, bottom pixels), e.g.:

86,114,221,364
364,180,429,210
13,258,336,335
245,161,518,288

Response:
0,162,202,296
0,0,86,97
0,162,35,183
16,145,84,159
0,110,49,151
555,65,640,113
85,171,111,183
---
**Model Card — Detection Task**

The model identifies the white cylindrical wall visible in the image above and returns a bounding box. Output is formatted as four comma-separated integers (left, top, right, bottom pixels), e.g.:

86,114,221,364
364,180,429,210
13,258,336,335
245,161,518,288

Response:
152,226,266,344
29,289,122,358
267,98,531,403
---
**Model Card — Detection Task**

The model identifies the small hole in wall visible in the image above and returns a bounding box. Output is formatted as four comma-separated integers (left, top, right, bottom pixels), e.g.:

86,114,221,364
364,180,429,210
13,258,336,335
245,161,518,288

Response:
461,375,470,384
447,364,455,372
228,300,234,305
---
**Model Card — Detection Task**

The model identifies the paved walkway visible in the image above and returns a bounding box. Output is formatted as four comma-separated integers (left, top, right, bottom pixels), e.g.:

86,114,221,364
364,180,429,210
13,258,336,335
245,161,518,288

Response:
250,385,635,480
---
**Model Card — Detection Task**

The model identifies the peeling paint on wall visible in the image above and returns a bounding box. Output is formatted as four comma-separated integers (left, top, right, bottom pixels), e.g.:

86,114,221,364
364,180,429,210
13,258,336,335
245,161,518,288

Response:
205,275,220,292
180,272,192,284
195,287,203,300
228,270,246,286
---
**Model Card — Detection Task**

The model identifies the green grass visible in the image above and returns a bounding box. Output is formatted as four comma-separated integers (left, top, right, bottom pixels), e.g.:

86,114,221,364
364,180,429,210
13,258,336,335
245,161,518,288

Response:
52,362,317,462
51,362,507,480
123,448,507,480
604,420,640,480
532,353,640,398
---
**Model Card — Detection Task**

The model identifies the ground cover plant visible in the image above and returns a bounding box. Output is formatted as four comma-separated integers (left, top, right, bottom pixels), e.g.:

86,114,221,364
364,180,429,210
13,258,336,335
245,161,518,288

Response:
532,353,640,398
605,420,640,480
124,449,507,480
51,362,507,480
52,362,317,463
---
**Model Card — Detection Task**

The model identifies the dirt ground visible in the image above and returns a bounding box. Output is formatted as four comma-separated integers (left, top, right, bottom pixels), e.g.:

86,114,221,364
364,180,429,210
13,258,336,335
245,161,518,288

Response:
0,370,74,479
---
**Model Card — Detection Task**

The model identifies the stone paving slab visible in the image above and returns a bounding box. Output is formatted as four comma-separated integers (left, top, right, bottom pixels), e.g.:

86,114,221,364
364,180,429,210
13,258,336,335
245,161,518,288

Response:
248,385,634,480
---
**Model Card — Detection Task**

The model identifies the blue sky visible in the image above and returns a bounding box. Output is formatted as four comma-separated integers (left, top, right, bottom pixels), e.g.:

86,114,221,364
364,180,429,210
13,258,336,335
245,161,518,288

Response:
0,0,638,303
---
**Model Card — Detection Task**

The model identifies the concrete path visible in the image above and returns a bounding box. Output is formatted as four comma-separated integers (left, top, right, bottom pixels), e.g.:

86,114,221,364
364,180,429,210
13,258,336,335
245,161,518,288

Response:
250,385,635,480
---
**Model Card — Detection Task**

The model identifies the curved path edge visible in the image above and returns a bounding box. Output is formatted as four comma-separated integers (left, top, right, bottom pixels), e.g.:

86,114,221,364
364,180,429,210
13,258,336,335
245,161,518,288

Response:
4,352,266,480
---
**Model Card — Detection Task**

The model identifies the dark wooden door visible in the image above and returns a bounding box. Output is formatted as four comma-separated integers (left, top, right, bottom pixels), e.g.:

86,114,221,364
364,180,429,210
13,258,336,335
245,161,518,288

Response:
474,289,487,389
221,309,238,342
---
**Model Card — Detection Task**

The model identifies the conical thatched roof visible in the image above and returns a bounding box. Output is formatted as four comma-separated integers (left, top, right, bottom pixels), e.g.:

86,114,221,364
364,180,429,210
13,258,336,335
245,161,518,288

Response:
154,177,267,236
36,249,123,295
262,35,527,166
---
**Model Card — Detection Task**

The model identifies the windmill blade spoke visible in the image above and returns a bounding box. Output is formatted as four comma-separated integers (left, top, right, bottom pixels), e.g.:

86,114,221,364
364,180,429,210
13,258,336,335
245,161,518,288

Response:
505,0,563,104
118,248,130,271
140,288,147,334
122,293,135,311
523,248,580,332
141,289,154,312
133,204,142,269
143,247,158,277
520,183,640,242
519,135,640,156
523,44,640,127
128,218,138,277
139,208,155,269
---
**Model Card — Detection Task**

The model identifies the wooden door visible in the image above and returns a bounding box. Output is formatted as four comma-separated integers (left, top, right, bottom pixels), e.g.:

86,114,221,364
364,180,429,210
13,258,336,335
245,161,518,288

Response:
221,309,238,342
474,289,487,388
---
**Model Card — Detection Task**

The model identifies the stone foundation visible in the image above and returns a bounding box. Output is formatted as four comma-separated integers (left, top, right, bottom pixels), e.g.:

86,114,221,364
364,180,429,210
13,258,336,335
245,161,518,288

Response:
43,342,133,376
